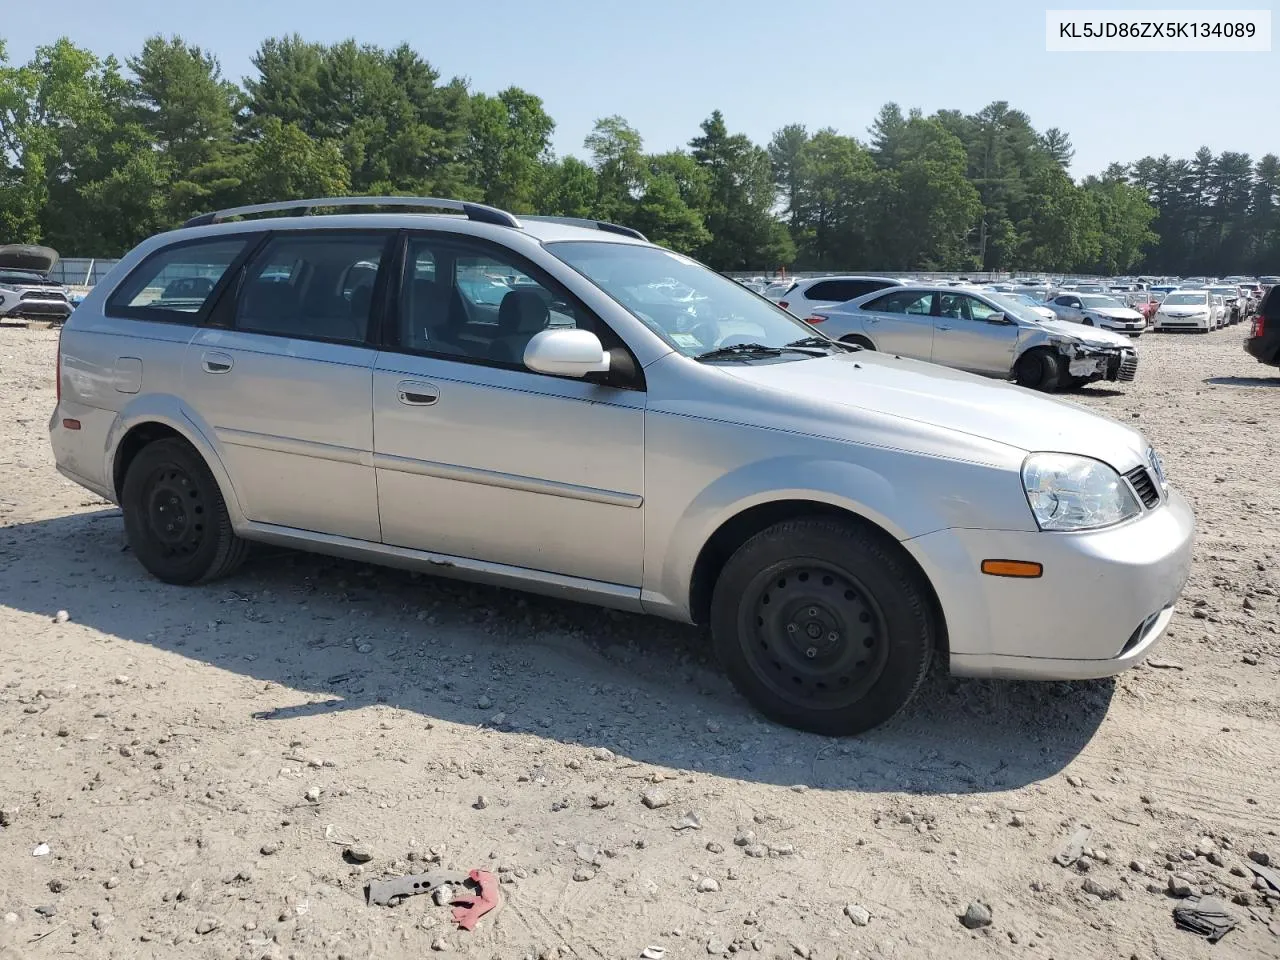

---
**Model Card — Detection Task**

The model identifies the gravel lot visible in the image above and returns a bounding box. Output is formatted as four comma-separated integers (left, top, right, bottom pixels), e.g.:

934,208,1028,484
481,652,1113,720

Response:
1,324,1277,960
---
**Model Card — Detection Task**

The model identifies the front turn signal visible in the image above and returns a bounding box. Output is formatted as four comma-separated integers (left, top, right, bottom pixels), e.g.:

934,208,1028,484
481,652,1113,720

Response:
981,559,1043,578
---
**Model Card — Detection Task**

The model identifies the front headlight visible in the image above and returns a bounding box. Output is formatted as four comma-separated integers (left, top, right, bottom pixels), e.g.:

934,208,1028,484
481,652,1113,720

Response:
1021,453,1141,531
0,283,19,293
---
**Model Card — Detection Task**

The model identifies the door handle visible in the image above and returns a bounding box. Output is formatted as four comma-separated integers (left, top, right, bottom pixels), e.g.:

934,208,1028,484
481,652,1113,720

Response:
936,325,952,331
201,351,233,374
866,317,881,324
397,380,439,406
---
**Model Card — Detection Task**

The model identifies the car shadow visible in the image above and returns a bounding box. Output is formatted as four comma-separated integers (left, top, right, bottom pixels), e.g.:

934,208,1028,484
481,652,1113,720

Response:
1204,375,1279,387
1,510,1115,794
1070,385,1126,398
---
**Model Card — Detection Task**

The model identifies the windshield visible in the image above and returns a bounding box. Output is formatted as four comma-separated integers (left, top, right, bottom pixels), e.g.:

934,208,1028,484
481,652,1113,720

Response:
986,292,1052,325
1162,292,1207,305
1078,294,1126,309
0,270,47,284
546,241,819,358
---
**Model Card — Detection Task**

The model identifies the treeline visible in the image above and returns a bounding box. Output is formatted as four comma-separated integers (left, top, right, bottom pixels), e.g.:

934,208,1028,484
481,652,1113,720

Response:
2,35,1278,274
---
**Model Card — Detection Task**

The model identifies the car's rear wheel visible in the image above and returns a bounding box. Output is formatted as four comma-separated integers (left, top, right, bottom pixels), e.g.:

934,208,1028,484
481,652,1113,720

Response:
1014,348,1064,391
121,438,249,585
710,518,934,736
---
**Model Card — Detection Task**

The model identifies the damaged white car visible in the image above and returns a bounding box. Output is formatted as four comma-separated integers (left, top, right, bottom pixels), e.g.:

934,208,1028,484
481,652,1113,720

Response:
0,245,73,323
807,285,1138,391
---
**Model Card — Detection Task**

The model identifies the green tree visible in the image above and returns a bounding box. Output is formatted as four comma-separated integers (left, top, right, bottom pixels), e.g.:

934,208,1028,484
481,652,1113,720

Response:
1083,177,1158,273
242,116,348,202
584,115,646,221
466,87,554,211
767,123,808,227
535,156,598,218
128,35,244,222
690,110,794,269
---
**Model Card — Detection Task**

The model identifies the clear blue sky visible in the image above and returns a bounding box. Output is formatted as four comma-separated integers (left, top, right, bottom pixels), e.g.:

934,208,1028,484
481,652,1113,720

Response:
4,0,1275,176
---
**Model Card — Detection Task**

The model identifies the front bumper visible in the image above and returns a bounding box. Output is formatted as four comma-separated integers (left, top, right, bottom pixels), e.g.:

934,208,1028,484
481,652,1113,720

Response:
1154,314,1210,330
3,297,72,319
906,489,1195,679
1098,319,1146,334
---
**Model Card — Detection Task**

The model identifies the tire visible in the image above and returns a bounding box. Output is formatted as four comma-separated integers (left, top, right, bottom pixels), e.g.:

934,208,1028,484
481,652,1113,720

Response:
121,437,249,585
840,335,875,350
710,518,934,735
1014,348,1065,391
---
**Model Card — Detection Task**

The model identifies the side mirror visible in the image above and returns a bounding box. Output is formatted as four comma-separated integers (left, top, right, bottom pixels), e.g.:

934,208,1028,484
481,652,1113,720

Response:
523,328,611,378
986,312,1011,324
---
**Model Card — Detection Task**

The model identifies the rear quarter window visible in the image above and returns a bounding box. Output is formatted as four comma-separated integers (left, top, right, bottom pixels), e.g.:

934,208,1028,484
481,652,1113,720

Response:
106,238,250,323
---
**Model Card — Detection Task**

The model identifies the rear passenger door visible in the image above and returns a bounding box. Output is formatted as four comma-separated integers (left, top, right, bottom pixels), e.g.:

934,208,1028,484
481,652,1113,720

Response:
182,230,392,542
858,290,938,359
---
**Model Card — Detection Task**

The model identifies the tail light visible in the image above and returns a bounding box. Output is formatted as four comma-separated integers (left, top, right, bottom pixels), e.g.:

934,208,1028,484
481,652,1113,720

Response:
55,329,62,405
778,301,789,310
805,315,826,324
1253,315,1265,337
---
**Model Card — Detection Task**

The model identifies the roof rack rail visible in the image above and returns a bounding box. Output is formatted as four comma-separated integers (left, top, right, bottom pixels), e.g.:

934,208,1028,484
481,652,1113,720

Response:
520,215,648,242
182,196,521,230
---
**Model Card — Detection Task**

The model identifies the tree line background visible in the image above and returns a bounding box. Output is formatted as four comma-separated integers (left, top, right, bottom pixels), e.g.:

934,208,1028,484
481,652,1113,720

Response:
2,35,1278,275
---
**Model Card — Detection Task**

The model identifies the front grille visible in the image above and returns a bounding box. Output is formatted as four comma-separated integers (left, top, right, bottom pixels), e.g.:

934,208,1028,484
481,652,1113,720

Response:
20,290,68,303
1118,351,1138,381
1125,466,1159,508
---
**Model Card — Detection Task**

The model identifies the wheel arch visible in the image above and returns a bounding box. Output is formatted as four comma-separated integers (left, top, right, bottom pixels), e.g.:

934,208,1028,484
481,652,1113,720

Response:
106,399,245,524
685,498,949,660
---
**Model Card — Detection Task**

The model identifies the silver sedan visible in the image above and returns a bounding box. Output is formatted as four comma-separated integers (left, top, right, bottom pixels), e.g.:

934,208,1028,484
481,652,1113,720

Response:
808,286,1138,391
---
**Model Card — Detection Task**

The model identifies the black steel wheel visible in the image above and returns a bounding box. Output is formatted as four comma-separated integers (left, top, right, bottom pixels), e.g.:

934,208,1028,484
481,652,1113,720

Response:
743,562,890,709
121,437,249,585
710,517,934,735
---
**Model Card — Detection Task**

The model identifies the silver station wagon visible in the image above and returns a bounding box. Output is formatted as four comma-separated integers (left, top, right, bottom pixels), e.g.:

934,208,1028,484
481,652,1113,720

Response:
50,197,1195,735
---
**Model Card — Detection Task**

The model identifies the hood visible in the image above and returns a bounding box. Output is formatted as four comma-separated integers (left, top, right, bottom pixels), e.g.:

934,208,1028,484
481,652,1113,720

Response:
718,352,1149,470
0,244,59,274
1091,307,1144,321
1031,318,1134,348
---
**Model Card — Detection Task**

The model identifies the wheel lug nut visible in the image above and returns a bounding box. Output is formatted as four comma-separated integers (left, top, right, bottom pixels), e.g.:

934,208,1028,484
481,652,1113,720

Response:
805,647,817,659
786,623,797,634
808,607,818,617
828,632,839,643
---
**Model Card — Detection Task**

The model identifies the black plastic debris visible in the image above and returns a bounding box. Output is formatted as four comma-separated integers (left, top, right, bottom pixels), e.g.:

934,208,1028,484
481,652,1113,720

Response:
1173,896,1238,944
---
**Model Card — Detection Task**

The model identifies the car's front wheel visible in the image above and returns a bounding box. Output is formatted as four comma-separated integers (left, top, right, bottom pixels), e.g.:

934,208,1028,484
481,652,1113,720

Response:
121,437,249,585
710,518,934,736
1014,348,1064,391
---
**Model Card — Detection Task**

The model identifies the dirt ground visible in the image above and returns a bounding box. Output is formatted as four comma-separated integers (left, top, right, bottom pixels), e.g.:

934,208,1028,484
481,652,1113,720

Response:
1,323,1277,960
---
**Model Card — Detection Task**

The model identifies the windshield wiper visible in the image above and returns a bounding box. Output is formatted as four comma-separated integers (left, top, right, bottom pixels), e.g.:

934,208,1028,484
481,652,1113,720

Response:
785,336,859,353
694,342,785,361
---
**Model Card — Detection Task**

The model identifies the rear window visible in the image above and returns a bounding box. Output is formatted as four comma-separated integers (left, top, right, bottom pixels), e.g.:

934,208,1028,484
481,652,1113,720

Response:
107,238,248,321
235,232,389,344
805,279,892,302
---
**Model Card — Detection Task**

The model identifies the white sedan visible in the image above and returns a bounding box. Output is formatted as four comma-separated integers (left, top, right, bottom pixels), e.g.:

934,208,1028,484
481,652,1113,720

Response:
1049,293,1147,336
1152,290,1214,332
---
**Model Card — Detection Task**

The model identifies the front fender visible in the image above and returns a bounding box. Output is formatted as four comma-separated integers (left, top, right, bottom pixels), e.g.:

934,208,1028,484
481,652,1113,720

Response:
104,394,247,527
644,456,948,620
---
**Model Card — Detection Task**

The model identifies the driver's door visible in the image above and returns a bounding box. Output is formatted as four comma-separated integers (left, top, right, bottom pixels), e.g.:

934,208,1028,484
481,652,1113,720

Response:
933,294,1020,376
1051,295,1083,323
372,233,646,586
